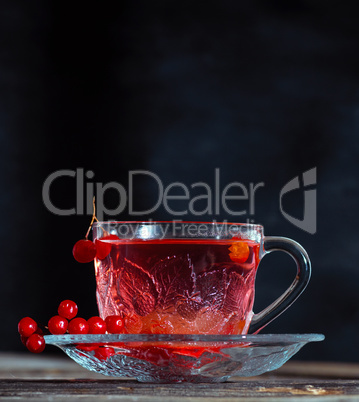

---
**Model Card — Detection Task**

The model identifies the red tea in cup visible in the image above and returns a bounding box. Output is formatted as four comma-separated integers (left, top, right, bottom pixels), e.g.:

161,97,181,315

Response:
93,222,310,335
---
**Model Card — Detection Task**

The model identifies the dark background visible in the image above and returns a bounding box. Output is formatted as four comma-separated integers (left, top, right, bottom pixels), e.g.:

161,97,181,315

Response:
1,1,358,362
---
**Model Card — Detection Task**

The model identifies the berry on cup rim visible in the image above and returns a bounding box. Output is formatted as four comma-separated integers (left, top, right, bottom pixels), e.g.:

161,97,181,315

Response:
72,239,97,263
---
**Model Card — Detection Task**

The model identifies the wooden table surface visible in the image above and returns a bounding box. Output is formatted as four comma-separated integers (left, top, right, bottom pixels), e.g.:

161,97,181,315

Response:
1,353,359,401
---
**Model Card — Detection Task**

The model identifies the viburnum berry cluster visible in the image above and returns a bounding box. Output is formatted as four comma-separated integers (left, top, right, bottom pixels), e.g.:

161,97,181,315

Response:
18,299,125,353
72,198,119,263
73,234,120,263
18,317,45,353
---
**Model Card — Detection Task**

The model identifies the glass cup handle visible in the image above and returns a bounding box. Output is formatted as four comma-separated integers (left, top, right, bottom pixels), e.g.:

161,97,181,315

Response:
248,236,311,334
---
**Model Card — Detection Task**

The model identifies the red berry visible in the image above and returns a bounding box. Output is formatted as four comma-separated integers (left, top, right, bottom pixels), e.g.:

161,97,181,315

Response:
58,300,78,320
72,239,97,263
48,315,68,335
95,234,120,260
18,317,37,338
105,315,124,334
87,316,107,334
68,317,89,334
229,241,250,263
26,333,45,353
94,346,115,360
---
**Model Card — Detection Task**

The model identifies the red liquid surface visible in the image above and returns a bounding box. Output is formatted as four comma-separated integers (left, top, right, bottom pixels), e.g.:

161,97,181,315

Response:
94,239,260,335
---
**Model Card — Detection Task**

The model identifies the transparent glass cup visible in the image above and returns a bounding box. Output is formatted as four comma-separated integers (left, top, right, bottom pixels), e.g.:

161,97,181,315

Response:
92,221,311,335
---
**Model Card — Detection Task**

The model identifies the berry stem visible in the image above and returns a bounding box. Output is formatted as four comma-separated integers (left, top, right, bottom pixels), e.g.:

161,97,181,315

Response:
83,197,109,240
85,197,99,239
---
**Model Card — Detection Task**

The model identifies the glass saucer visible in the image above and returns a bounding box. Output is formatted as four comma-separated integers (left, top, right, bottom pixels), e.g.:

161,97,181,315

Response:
44,333,324,383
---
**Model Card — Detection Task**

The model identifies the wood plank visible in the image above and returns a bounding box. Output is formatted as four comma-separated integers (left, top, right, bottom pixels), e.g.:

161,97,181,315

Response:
2,353,359,400
1,378,359,400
